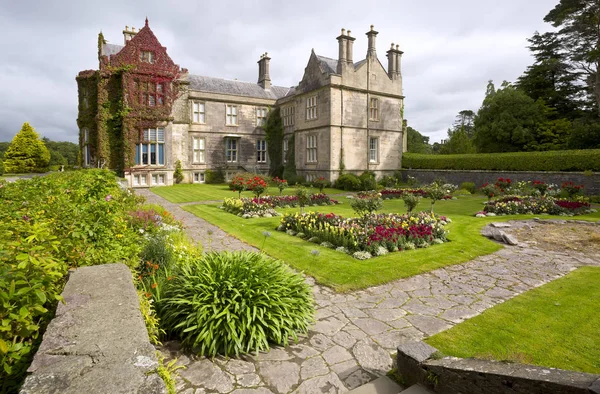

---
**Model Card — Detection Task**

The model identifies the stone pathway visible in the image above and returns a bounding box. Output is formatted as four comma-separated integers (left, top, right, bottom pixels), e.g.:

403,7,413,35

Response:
138,189,600,394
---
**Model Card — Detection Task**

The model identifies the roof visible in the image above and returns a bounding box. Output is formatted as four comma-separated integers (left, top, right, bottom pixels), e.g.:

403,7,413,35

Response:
316,55,339,74
188,75,291,100
102,43,124,56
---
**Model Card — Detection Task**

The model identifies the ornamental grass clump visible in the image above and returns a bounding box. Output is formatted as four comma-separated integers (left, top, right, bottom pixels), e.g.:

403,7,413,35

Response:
158,252,314,357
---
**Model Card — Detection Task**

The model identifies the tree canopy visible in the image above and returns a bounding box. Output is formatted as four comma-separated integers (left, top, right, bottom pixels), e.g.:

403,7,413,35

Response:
3,123,51,173
406,126,432,153
264,107,284,178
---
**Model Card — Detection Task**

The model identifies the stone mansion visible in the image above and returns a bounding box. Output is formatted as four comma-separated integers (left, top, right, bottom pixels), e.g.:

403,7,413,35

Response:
76,19,406,187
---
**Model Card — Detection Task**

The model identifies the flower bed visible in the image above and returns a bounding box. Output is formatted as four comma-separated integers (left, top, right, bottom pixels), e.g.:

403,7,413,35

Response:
480,195,593,216
380,188,453,200
277,211,450,258
222,194,339,218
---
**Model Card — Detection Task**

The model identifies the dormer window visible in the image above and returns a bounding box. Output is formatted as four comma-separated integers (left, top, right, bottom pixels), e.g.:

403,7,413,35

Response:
140,51,155,63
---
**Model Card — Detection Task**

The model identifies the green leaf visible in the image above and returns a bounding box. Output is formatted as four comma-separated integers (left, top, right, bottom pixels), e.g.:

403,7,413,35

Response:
0,339,8,354
35,290,47,304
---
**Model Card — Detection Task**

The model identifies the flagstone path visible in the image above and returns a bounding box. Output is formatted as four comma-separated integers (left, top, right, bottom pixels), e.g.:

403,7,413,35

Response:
136,189,600,394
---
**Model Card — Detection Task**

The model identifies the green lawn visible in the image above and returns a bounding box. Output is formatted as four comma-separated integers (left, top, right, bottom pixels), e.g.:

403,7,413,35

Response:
151,183,347,203
182,195,599,292
426,267,600,374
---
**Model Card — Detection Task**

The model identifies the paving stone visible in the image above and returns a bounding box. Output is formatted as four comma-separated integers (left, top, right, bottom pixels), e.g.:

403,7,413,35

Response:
376,296,409,309
485,287,516,299
322,345,354,365
439,306,477,323
343,368,375,390
405,315,452,336
352,318,391,336
352,339,393,375
365,308,407,322
312,316,348,336
293,372,348,393
338,305,369,319
225,359,256,375
420,296,457,310
330,359,360,380
300,356,329,380
231,389,274,394
258,361,299,394
387,317,412,329
289,343,319,359
332,330,358,348
237,373,261,387
254,348,293,361
310,333,335,351
402,299,442,316
179,359,234,392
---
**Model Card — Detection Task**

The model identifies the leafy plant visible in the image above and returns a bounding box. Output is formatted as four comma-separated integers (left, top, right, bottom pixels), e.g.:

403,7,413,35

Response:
173,160,184,184
359,171,377,191
155,352,185,394
3,122,51,173
312,176,328,193
158,252,314,357
460,182,476,194
335,173,362,191
350,191,383,216
402,192,421,213
295,186,310,213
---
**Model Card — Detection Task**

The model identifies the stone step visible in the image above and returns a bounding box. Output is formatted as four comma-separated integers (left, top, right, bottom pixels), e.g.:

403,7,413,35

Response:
347,376,403,394
400,383,434,394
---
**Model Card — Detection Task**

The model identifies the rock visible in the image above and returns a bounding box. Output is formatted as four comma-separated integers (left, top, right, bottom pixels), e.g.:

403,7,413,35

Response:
491,222,511,228
300,356,329,380
493,230,505,242
258,361,299,394
293,372,347,394
396,342,437,363
179,359,234,392
352,339,393,375
322,345,354,365
501,233,519,246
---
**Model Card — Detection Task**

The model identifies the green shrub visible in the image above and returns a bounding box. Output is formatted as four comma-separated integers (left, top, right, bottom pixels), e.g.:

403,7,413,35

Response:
359,171,377,191
158,252,314,357
350,191,383,216
379,175,397,188
460,182,476,194
402,150,600,172
335,173,362,191
205,168,225,184
0,158,3,176
174,160,184,184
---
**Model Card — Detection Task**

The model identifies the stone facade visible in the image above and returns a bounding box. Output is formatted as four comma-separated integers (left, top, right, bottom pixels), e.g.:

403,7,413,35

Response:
76,21,406,187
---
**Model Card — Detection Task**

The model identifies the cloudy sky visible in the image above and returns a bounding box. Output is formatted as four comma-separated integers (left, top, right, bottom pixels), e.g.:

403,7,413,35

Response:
0,0,558,144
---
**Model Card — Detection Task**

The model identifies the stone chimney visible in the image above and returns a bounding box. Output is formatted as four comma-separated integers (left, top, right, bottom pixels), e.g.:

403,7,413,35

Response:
346,30,355,64
366,25,378,58
258,53,271,90
386,43,403,80
396,44,403,78
123,26,137,45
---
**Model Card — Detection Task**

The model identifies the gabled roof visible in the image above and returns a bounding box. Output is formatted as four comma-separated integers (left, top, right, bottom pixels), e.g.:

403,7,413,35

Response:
188,75,291,100
102,43,124,56
316,55,338,75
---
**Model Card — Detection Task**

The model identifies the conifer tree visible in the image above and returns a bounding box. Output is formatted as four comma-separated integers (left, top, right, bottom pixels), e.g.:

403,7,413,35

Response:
3,123,51,173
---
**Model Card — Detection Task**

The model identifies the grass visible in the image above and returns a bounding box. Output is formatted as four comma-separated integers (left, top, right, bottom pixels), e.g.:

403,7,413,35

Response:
151,183,346,203
425,267,600,374
182,195,599,292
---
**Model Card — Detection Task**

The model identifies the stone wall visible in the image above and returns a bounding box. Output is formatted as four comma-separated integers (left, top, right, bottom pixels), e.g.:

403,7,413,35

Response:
402,169,600,194
20,264,166,394
396,342,600,394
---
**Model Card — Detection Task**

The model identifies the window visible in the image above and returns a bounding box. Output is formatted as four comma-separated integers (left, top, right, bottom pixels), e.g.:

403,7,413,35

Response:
82,128,91,167
256,107,267,126
192,102,205,123
256,140,267,163
149,95,156,106
82,89,89,109
369,98,379,120
135,128,165,166
134,174,147,186
192,136,205,163
369,137,379,163
282,139,288,163
226,138,238,162
307,135,317,163
193,172,205,183
282,106,295,126
140,50,155,63
137,81,164,106
151,174,166,185
226,105,238,125
306,95,317,120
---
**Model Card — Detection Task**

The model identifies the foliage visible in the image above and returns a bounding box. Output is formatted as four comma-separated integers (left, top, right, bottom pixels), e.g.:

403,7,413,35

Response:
137,287,163,345
402,150,600,171
482,195,592,216
43,138,79,167
158,252,314,357
379,175,397,188
272,177,288,194
155,352,186,394
426,183,457,212
174,160,184,184
402,193,421,214
568,118,600,149
311,176,328,193
205,168,225,184
406,126,432,154
460,182,477,194
278,211,450,256
0,158,3,176
561,181,584,198
451,110,476,139
295,185,310,212
335,173,362,191
440,127,476,154
479,183,501,200
229,173,269,197
264,107,284,177
222,197,279,218
359,171,377,191
229,173,248,197
350,191,383,216
282,135,297,183
3,123,51,173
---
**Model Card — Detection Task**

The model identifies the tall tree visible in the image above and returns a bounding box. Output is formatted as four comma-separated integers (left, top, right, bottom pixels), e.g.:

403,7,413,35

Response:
264,107,284,177
516,31,580,119
42,137,79,166
473,81,548,152
406,126,432,153
3,123,51,173
545,0,600,114
451,110,476,138
440,126,476,154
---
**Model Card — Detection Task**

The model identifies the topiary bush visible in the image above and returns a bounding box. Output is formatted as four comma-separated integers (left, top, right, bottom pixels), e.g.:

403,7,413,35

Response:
460,182,476,194
158,252,314,357
335,173,362,191
359,171,377,191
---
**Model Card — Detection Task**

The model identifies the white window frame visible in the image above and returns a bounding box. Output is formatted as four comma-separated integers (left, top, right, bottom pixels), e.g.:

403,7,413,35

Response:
140,50,155,63
283,106,295,126
226,138,238,163
192,101,205,124
369,97,379,120
192,136,206,163
307,135,317,163
82,128,91,167
256,139,267,163
369,136,379,163
151,173,166,185
226,105,238,126
136,128,165,166
193,172,205,183
282,139,288,163
306,95,317,120
256,107,267,127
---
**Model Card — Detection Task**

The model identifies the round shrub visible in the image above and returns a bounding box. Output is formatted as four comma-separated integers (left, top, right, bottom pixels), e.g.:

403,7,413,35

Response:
158,252,314,357
335,173,362,191
359,171,377,191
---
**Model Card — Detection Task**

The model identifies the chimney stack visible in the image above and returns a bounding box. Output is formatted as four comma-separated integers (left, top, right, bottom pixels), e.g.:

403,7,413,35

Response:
336,29,356,74
386,42,403,79
396,44,403,78
366,25,378,58
346,30,355,64
123,25,137,45
257,53,271,90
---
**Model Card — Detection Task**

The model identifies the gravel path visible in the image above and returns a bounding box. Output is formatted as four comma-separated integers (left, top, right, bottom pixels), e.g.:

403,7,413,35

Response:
136,189,600,394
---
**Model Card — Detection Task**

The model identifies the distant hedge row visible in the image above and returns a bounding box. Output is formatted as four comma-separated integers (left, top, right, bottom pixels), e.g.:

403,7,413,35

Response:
402,150,600,172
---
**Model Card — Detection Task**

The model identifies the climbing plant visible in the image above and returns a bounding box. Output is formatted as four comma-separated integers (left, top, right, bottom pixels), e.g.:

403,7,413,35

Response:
264,107,284,178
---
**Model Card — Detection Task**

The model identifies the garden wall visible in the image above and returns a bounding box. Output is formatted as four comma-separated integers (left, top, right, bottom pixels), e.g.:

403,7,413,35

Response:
401,169,600,194
20,264,166,394
396,342,600,394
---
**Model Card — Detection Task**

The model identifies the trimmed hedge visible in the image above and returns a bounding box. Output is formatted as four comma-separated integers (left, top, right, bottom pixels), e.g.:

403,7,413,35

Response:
402,150,600,172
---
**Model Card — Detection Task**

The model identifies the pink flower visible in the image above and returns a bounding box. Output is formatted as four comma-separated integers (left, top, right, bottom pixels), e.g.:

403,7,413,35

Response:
105,194,112,201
